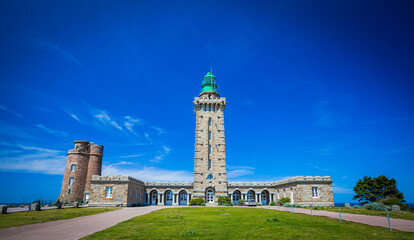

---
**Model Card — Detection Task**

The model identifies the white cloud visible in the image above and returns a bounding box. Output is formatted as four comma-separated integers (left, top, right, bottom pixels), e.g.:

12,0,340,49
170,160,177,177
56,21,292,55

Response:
0,105,23,118
93,110,123,130
150,126,166,135
118,154,145,159
102,165,193,182
150,145,171,163
0,145,66,175
62,108,83,123
227,166,255,178
124,116,141,134
36,124,68,137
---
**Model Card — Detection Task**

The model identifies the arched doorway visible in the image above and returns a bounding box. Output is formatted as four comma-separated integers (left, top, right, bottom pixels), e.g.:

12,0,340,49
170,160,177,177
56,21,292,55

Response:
179,191,187,205
165,191,173,205
150,190,158,205
206,189,214,203
261,190,269,205
247,190,255,202
232,190,241,205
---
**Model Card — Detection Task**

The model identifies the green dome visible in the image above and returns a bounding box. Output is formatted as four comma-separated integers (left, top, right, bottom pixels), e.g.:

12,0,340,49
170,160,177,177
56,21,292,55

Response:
201,72,217,92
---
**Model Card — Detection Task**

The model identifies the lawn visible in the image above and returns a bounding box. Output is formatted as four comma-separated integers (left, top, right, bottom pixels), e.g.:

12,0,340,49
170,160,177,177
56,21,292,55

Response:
84,207,414,239
0,207,117,229
322,207,414,221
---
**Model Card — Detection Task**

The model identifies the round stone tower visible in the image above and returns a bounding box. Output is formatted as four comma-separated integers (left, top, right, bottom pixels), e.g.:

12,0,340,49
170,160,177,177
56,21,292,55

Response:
59,140,104,203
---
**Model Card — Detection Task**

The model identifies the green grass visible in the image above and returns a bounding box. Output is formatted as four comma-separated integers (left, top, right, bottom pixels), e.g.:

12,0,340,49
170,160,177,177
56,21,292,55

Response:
0,207,117,229
83,207,414,239
321,207,414,221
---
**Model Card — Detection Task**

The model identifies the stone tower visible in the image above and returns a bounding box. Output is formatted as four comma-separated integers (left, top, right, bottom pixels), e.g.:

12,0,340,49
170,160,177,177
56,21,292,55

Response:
193,72,227,204
59,140,103,203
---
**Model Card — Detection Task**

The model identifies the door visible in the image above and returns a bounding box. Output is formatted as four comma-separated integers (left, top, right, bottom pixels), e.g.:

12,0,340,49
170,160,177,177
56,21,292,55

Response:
179,192,187,205
233,191,240,205
206,189,214,203
261,192,267,205
165,191,173,205
151,191,157,205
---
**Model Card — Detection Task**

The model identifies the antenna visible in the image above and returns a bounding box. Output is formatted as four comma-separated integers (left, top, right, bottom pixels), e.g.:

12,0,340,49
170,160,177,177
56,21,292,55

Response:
210,64,213,91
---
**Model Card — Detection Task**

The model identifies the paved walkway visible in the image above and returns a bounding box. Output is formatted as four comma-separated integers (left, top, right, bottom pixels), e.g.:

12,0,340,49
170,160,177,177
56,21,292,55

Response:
265,206,414,232
0,206,173,240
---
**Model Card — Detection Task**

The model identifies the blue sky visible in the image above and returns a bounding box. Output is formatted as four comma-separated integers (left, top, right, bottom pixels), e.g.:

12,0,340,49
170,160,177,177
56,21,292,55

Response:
0,0,413,203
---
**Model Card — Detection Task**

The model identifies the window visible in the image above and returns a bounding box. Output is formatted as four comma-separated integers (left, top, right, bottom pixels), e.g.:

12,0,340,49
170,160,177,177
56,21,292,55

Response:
208,105,211,112
208,131,211,140
130,188,133,198
68,188,72,195
85,193,90,200
213,105,216,112
136,189,138,199
283,189,286,198
207,174,213,180
247,191,254,201
71,164,76,172
69,177,74,185
208,159,212,169
204,105,207,111
105,186,113,198
208,118,211,126
208,145,211,154
312,187,319,198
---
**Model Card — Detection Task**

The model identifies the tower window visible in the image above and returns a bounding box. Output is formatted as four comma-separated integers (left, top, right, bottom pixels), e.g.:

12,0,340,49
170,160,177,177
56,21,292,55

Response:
208,118,211,126
208,159,212,169
69,177,74,185
213,105,216,112
71,164,76,172
105,186,113,198
204,105,207,111
208,105,211,112
207,174,213,180
68,189,71,195
208,131,211,140
208,145,211,154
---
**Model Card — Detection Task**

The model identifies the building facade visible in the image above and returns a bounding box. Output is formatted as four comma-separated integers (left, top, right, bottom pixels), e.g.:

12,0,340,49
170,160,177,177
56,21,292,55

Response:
59,72,334,207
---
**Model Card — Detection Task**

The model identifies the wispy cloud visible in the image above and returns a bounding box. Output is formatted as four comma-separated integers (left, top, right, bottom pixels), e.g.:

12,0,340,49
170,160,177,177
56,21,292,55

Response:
102,165,193,182
93,110,123,131
62,108,83,123
36,124,68,137
315,166,329,171
150,126,166,135
0,144,66,175
0,105,23,118
150,145,171,163
227,166,255,178
0,121,34,140
118,154,145,159
22,36,83,67
124,116,141,134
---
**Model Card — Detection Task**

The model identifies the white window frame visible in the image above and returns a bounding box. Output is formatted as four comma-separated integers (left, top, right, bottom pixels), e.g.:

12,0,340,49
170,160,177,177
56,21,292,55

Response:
69,177,74,186
71,164,76,172
312,187,319,198
105,186,113,198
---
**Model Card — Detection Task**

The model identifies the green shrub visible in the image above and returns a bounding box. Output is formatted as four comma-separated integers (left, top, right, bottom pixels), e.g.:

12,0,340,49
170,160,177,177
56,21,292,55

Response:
237,200,245,206
270,201,276,206
201,202,206,206
217,197,231,205
189,198,205,206
278,197,290,206
379,198,409,210
353,205,361,209
283,203,291,207
257,204,262,206
363,202,387,211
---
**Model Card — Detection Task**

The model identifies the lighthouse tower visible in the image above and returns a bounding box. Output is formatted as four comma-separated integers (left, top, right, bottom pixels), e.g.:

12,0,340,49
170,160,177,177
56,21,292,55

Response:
192,72,228,204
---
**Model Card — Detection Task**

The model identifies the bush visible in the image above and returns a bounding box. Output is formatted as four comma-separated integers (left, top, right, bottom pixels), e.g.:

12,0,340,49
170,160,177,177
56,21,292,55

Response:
379,197,409,210
278,197,290,206
189,198,205,206
363,202,387,211
270,201,276,206
353,205,361,209
217,197,231,205
283,203,291,207
237,200,245,206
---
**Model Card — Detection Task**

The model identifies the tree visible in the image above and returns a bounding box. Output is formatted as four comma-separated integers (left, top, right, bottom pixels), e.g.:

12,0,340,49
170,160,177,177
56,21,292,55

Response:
353,175,405,205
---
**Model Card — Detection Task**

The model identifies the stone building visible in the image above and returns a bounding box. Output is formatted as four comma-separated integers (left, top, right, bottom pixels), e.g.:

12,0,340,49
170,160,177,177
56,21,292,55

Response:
59,72,334,207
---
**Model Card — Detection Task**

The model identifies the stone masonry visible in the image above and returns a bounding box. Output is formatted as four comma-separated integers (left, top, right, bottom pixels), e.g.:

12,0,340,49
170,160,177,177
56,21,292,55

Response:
62,72,334,207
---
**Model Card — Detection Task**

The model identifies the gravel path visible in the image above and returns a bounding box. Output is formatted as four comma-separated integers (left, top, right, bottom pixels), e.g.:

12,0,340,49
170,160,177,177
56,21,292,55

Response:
266,206,414,232
0,206,174,240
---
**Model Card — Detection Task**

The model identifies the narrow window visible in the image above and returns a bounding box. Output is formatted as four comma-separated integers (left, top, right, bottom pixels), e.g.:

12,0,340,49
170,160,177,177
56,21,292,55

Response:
283,189,286,198
68,189,71,195
204,104,207,111
312,187,319,198
105,186,113,198
208,159,212,169
208,118,211,126
213,105,216,112
208,131,211,140
208,145,211,154
71,164,76,172
208,105,211,112
69,177,74,185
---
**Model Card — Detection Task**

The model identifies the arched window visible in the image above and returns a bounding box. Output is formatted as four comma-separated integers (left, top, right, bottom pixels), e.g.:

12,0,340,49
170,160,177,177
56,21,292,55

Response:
247,191,254,201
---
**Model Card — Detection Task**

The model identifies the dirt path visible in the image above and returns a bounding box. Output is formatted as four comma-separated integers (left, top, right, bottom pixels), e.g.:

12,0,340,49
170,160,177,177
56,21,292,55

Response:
0,206,174,240
266,206,414,232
